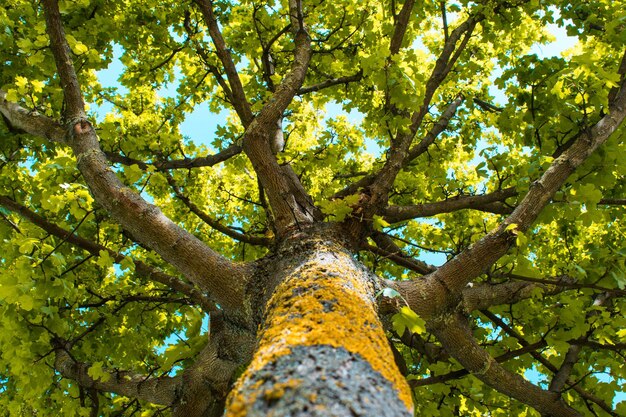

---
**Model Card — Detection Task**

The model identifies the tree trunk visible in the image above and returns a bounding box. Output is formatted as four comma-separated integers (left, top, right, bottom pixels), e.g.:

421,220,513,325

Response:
227,226,413,416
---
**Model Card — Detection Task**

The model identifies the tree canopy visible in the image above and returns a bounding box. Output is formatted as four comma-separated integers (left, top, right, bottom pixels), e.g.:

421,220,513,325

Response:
0,0,625,415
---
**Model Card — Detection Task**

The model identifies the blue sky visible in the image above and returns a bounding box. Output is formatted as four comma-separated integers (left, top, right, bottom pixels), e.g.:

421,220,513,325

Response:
93,14,578,158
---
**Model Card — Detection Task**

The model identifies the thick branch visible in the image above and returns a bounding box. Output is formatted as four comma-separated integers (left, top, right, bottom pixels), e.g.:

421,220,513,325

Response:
549,345,583,393
193,0,254,126
54,347,181,406
242,0,320,233
430,313,582,416
173,340,240,416
334,94,464,200
0,90,66,143
390,0,416,54
42,0,249,310
43,0,86,119
0,195,217,312
417,67,626,302
384,187,516,223
461,280,547,312
410,339,548,387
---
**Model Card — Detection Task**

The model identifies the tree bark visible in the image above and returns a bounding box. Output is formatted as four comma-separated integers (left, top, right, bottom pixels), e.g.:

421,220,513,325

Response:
227,226,413,416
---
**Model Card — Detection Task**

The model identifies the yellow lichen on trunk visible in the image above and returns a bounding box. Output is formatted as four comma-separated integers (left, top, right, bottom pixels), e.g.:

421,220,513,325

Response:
226,246,413,415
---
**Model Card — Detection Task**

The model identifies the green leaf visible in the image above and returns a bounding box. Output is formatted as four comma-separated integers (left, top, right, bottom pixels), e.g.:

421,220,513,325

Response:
17,294,34,311
96,250,114,269
87,362,110,382
125,164,144,184
18,238,39,254
611,268,626,290
392,306,426,336
4,89,19,102
120,256,135,272
372,215,390,231
319,194,360,221
73,42,88,55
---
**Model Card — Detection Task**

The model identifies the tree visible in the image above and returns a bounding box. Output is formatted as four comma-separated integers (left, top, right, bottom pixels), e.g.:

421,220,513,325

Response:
0,0,625,415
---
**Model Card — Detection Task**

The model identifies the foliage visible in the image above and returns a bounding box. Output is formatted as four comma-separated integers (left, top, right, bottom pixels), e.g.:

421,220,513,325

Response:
0,0,625,415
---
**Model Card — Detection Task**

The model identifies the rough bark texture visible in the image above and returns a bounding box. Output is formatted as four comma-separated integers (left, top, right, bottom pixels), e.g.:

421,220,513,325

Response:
228,345,411,417
228,226,413,416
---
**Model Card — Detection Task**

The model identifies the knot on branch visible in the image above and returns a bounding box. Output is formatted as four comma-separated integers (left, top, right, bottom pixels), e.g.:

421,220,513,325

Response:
67,117,91,137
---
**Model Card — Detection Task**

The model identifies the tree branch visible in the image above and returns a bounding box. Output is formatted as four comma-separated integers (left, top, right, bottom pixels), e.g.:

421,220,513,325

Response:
173,339,240,416
461,280,547,312
241,0,322,233
473,97,504,113
405,93,465,162
166,174,272,246
396,329,449,363
410,339,548,387
369,231,436,274
183,10,236,107
607,49,626,105
415,61,626,302
334,94,464,200
570,339,626,351
193,0,254,126
384,187,516,223
41,0,250,310
549,293,610,393
0,195,217,312
483,309,620,416
430,313,582,416
0,92,242,172
599,198,626,206
366,17,478,210
0,90,66,143
366,243,435,275
104,144,242,171
54,346,181,406
506,273,626,297
297,70,363,95
390,0,416,55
